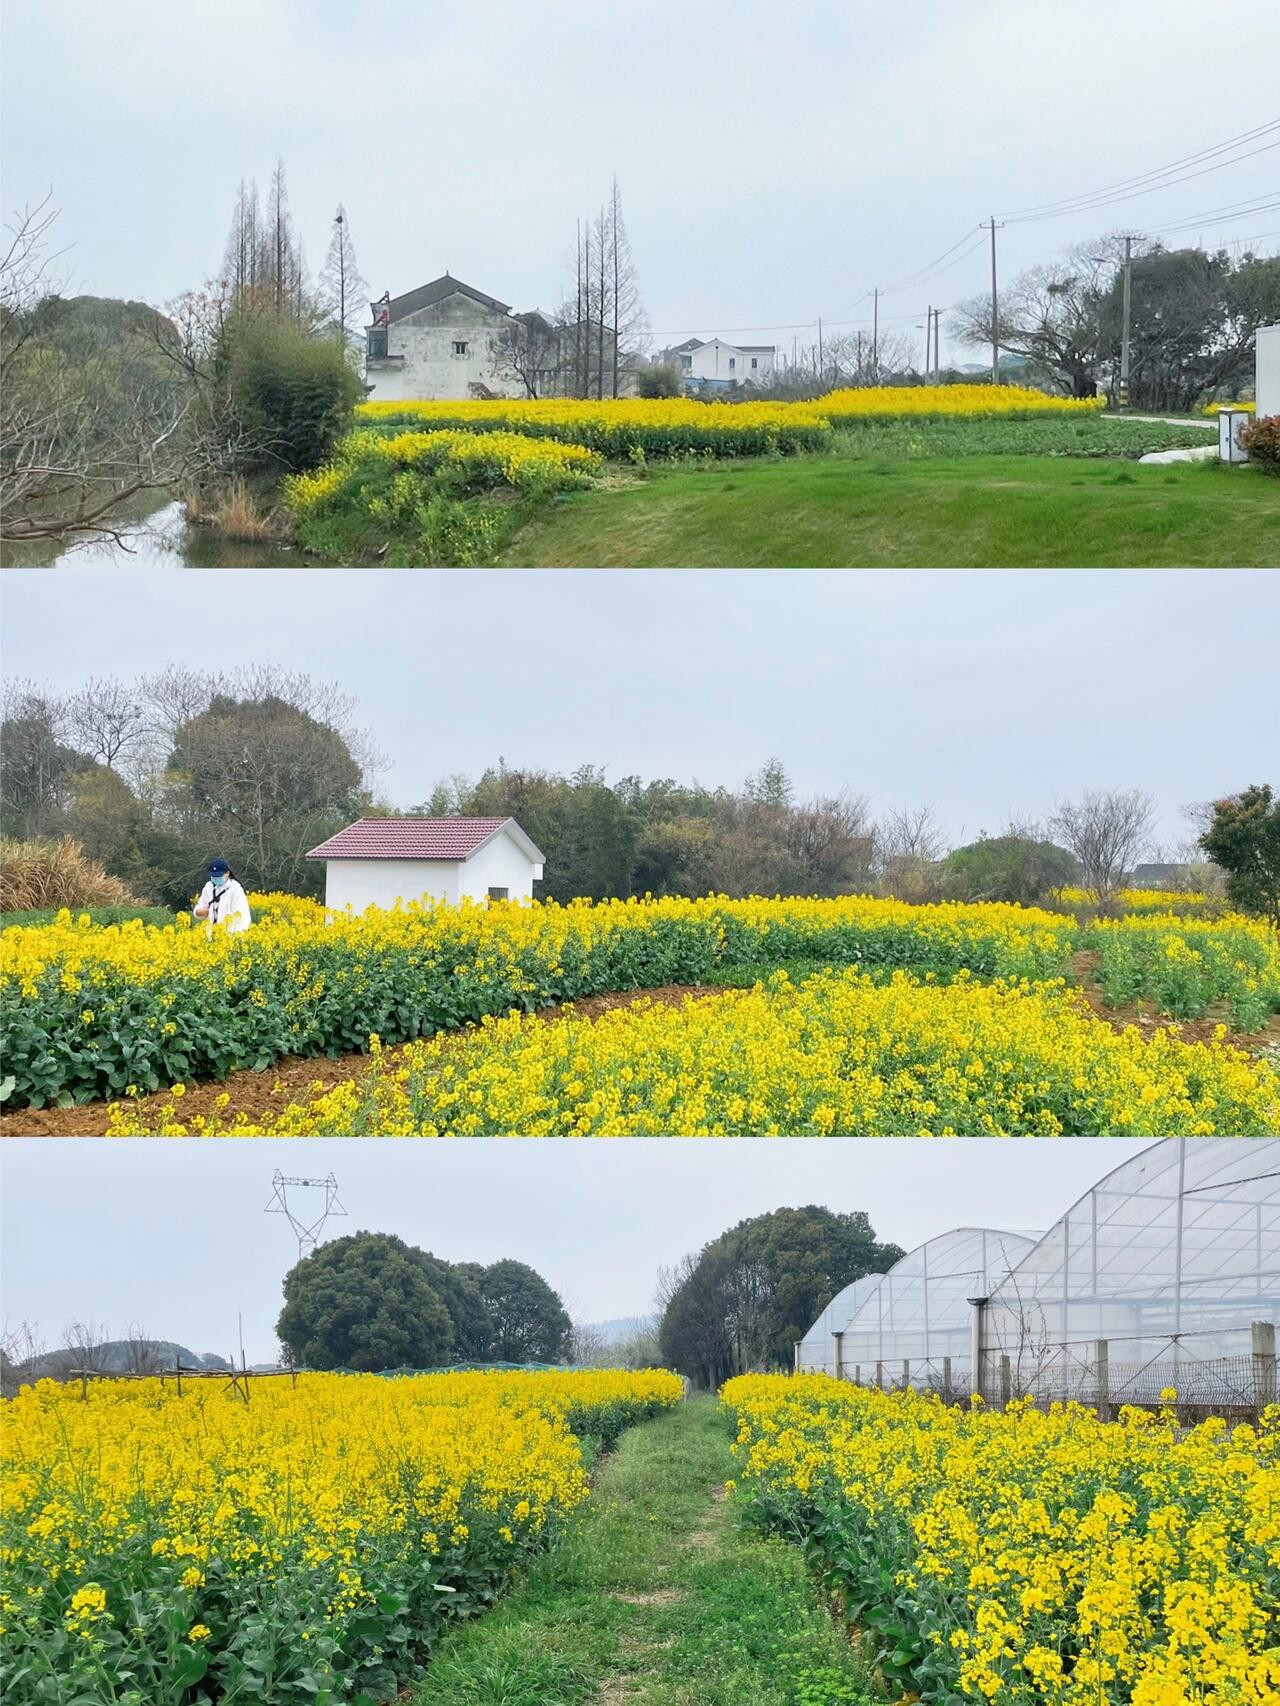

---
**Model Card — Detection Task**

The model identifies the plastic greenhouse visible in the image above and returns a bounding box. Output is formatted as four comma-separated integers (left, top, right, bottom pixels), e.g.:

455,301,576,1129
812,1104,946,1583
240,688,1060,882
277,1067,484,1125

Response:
795,1275,883,1375
800,1227,1039,1391
796,1138,1280,1415
980,1137,1280,1410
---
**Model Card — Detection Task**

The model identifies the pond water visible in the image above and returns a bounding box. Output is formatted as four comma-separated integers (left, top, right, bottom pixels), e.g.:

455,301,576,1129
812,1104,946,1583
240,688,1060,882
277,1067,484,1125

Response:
6,501,316,570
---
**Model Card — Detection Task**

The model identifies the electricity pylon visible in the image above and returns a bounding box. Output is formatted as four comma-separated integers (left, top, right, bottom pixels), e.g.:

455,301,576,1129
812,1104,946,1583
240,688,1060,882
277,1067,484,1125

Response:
265,1171,346,1262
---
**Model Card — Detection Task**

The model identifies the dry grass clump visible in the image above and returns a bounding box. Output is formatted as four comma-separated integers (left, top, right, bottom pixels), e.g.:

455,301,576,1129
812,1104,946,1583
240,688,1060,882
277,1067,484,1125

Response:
0,836,142,914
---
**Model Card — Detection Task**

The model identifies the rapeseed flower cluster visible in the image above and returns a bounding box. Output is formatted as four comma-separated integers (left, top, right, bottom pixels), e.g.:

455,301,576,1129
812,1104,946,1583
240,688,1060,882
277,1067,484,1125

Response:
284,428,601,514
1085,913,1280,1030
354,395,833,457
0,1368,681,1702
816,384,1106,424
2,893,1078,1109
722,1374,1280,1705
1052,888,1216,915
108,968,1278,1137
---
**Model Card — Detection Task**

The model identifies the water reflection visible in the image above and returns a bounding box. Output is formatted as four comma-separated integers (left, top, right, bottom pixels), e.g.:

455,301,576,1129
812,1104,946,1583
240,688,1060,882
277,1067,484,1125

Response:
29,503,319,569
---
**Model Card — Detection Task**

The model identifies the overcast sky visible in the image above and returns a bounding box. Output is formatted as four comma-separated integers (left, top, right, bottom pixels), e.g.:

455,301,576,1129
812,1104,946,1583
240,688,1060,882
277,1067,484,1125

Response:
2,2,1276,362
1,1138,1151,1361
4,566,1276,846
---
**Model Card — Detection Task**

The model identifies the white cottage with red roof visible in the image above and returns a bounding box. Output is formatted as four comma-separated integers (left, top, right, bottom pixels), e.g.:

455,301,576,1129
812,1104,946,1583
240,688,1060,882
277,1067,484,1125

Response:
305,818,545,912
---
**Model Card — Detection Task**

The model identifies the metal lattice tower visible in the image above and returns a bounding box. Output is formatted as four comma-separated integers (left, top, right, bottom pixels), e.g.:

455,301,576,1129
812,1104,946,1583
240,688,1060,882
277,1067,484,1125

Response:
265,1171,347,1262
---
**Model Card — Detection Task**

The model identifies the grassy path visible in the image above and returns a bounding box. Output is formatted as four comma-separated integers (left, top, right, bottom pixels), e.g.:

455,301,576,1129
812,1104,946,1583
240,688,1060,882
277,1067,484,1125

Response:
414,1395,880,1706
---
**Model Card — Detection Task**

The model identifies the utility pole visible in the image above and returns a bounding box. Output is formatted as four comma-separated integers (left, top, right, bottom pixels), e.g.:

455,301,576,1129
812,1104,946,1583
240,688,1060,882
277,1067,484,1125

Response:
933,307,942,384
1119,233,1134,409
265,1172,347,1264
924,304,933,378
987,216,1002,384
817,316,824,384
872,286,879,381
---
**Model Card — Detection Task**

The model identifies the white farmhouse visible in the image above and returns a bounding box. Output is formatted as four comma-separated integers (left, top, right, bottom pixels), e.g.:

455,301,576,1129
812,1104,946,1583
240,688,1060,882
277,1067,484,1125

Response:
364,275,527,402
364,275,635,402
660,336,776,390
306,818,545,912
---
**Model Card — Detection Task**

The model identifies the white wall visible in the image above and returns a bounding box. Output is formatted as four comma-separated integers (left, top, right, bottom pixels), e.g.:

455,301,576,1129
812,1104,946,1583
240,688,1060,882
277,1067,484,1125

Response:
684,339,775,386
321,831,542,913
365,290,526,401
1257,324,1280,419
324,859,462,912
464,832,542,902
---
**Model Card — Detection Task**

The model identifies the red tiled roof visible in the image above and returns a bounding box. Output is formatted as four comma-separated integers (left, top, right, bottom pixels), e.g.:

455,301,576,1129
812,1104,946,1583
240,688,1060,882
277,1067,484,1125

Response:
306,818,512,861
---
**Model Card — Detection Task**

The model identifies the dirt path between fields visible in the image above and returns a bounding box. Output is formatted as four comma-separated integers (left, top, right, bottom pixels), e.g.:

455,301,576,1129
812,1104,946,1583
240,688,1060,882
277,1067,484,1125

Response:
0,985,720,1137
6,964,1276,1137
1067,949,1280,1055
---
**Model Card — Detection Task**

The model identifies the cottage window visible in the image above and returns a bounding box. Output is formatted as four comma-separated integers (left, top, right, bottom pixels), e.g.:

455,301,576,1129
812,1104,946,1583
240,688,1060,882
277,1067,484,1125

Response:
728,357,736,371
368,328,388,358
453,340,469,357
681,354,692,369
751,356,758,369
487,886,509,901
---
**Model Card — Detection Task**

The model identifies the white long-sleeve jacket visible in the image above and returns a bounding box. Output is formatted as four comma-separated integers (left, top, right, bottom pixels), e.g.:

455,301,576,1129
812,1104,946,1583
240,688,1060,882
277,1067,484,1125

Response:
194,878,252,934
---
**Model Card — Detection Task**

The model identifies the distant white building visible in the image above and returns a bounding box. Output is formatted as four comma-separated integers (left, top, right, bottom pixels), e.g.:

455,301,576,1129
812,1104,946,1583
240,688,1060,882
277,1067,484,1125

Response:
659,336,776,390
306,818,545,912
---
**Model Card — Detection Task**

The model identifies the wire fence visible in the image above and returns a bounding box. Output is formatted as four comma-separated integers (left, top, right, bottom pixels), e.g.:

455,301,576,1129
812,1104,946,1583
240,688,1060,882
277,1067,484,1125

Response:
830,1326,1276,1422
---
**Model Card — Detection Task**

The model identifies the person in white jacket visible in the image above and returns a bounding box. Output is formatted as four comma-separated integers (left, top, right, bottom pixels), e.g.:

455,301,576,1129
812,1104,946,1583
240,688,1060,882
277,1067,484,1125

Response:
193,859,252,934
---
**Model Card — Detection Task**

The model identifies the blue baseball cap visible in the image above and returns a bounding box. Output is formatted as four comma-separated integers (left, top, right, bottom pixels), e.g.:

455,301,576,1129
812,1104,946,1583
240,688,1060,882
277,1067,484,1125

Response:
209,859,231,877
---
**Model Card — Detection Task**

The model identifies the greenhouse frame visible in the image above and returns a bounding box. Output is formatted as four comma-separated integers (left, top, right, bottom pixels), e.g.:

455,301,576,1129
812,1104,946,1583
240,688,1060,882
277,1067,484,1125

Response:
797,1138,1280,1414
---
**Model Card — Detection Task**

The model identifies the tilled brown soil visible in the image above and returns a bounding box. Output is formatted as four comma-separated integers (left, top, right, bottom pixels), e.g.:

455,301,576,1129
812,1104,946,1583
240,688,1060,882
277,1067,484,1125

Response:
1067,950,1280,1053
0,986,718,1137
5,968,1276,1138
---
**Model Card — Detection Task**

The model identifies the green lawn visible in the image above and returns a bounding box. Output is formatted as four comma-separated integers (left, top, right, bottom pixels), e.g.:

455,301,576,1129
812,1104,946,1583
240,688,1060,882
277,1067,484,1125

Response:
415,1396,879,1706
501,456,1279,568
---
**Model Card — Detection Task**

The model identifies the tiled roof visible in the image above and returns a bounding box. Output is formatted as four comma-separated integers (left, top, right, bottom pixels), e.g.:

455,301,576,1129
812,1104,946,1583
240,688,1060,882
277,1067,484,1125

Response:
306,818,512,861
387,276,511,322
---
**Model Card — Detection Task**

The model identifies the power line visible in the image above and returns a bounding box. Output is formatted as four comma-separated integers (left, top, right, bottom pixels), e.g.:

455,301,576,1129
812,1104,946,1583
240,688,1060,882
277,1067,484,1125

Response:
998,118,1280,220
1003,137,1280,225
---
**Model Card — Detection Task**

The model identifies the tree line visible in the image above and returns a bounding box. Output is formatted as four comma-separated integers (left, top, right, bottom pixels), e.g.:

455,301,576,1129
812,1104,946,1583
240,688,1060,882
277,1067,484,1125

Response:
955,235,1279,408
656,1206,905,1389
5,669,1275,921
275,1232,573,1371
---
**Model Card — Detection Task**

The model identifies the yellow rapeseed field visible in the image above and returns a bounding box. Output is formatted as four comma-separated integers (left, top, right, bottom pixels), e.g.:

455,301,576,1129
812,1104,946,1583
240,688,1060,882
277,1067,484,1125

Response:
0,1368,682,1702
107,968,1279,1137
815,383,1106,424
723,1373,1280,1705
1,892,1077,1109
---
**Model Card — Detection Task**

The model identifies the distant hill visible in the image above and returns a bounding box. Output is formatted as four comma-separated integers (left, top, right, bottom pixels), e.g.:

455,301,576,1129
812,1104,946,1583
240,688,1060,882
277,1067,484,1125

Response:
589,1315,656,1345
9,1339,231,1381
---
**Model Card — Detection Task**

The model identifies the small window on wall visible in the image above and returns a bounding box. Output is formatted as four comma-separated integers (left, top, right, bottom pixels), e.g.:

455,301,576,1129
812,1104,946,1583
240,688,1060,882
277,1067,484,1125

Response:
487,886,509,901
368,329,388,358
728,357,736,371
751,357,758,369
453,340,469,357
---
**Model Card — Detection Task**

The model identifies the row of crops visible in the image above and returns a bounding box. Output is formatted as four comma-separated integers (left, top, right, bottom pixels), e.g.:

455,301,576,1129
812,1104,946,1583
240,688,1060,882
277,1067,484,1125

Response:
0,1369,682,1703
4,893,1277,1123
351,383,1106,459
723,1374,1280,1705
109,967,1279,1137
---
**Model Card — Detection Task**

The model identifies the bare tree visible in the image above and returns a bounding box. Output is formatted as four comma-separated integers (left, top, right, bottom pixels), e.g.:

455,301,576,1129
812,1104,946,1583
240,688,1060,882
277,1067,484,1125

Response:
1,1319,46,1395
569,1320,610,1366
122,1323,163,1375
877,804,945,900
1048,788,1157,905
1,195,186,545
318,205,367,349
65,677,148,773
493,312,561,398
